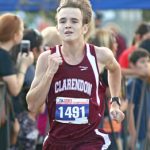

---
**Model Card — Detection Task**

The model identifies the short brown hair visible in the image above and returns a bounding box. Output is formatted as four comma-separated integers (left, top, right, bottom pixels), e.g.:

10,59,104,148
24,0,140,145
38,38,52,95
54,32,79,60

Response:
135,22,150,38
0,13,23,42
57,0,92,25
129,48,149,64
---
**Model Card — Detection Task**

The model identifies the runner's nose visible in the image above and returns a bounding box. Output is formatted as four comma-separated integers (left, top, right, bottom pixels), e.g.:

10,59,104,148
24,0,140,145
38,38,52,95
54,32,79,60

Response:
65,21,71,29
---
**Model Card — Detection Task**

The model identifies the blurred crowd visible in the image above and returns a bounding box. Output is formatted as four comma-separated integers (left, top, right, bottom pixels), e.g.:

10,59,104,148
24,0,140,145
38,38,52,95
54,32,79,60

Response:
0,11,150,150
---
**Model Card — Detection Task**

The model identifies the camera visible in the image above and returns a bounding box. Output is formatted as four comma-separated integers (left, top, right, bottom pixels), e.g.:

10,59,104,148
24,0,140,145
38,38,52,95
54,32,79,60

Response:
20,40,30,54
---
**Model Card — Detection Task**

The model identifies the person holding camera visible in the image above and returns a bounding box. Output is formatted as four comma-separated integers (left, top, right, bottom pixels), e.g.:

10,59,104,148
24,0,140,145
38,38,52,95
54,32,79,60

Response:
11,28,44,150
0,13,33,150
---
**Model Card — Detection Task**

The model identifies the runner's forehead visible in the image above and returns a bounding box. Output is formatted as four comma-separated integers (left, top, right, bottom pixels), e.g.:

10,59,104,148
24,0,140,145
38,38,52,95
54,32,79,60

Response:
57,7,83,20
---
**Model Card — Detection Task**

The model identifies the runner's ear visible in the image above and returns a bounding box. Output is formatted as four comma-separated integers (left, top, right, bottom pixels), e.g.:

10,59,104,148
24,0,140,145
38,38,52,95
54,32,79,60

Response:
83,24,88,35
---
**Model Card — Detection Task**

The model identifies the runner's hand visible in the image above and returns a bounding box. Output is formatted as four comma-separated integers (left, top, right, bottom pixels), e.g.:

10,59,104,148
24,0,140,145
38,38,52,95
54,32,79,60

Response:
46,52,63,77
110,106,125,123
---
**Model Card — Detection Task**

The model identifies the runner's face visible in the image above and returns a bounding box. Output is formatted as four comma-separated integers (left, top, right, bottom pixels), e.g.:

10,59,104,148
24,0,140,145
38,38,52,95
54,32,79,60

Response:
57,8,87,42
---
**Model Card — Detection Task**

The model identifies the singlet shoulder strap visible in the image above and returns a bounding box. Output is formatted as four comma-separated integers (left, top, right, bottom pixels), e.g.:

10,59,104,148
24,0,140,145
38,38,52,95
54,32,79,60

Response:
86,43,101,106
56,45,61,55
86,43,100,74
86,43,106,88
49,47,56,54
50,45,61,54
86,44,96,57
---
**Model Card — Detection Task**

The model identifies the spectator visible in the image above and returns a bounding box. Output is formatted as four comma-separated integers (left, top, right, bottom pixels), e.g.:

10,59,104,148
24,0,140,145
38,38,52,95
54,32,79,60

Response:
139,38,150,81
0,13,33,150
105,23,127,60
41,26,62,47
139,38,150,54
12,28,44,150
119,22,149,69
94,11,103,28
126,49,150,150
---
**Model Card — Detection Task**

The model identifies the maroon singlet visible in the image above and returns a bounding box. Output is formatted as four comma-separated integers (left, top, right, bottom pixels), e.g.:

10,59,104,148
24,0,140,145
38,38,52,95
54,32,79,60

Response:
43,44,111,150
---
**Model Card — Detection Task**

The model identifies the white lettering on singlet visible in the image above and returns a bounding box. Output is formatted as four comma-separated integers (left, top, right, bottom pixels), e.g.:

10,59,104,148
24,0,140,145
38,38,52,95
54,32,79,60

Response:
55,78,92,96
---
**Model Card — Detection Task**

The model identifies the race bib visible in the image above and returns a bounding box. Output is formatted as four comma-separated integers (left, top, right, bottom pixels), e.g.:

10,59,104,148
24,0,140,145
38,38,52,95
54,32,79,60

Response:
55,97,89,124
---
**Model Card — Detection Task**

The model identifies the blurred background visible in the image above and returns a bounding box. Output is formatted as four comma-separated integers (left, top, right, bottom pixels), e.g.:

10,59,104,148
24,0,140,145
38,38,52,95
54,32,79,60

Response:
0,1,150,150
0,0,149,46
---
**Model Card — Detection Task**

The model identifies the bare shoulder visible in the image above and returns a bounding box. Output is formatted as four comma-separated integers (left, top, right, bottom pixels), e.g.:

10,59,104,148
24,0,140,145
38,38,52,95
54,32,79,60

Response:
38,50,51,62
94,46,120,72
94,46,114,64
37,50,51,66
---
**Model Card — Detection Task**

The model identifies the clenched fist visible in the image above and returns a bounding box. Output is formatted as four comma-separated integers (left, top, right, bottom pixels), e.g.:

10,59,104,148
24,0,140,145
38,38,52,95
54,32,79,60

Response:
46,52,63,77
110,106,125,123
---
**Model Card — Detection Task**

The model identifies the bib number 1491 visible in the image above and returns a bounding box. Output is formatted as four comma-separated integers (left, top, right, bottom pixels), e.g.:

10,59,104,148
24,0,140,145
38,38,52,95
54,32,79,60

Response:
55,97,89,124
59,106,85,119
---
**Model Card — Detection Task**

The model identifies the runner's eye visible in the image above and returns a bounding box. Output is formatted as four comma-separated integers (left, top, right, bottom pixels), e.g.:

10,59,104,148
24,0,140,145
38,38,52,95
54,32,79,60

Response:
71,19,78,23
59,18,66,24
